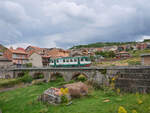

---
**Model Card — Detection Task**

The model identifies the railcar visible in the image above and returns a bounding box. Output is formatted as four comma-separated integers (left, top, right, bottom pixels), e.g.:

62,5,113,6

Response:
49,56,91,67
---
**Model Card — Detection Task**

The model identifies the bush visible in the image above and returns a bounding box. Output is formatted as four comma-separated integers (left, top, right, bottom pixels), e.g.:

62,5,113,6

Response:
33,74,44,79
20,72,33,83
0,79,21,88
77,74,87,82
128,61,141,66
25,63,32,67
61,95,68,103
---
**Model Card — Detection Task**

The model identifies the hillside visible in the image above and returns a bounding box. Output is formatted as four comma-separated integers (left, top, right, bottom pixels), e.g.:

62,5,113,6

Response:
71,42,137,49
0,44,7,52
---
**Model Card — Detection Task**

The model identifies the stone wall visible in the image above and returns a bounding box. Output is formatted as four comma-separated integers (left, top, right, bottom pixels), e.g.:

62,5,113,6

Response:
106,66,150,93
0,67,13,79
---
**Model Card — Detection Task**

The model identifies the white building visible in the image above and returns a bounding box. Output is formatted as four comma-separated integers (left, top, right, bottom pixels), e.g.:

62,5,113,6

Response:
28,53,43,67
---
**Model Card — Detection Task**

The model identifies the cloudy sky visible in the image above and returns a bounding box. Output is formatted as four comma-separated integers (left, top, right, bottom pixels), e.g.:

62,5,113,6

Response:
0,0,150,49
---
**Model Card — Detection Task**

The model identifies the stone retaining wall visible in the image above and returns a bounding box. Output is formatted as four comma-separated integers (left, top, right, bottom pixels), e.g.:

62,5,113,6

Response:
106,66,150,93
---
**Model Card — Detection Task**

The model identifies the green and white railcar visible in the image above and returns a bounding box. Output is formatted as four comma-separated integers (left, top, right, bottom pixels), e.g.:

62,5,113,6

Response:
49,56,91,67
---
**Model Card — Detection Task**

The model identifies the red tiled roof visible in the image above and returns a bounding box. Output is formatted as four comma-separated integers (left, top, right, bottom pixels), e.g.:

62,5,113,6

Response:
27,46,42,50
119,51,129,54
10,49,27,54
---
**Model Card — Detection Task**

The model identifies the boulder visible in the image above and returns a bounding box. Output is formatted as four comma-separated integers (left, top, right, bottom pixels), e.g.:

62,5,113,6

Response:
63,82,88,97
39,87,71,105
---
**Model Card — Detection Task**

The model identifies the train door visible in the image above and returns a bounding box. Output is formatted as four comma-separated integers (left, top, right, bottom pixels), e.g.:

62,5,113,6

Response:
78,58,80,67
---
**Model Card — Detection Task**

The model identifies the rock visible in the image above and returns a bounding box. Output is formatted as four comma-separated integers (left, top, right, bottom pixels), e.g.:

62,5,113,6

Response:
63,82,88,98
39,87,71,105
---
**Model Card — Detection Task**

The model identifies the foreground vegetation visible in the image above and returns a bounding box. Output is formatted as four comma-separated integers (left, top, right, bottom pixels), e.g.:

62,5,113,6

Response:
0,79,150,113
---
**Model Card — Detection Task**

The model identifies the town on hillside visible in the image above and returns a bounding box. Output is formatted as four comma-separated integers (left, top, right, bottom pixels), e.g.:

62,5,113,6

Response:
1,39,150,68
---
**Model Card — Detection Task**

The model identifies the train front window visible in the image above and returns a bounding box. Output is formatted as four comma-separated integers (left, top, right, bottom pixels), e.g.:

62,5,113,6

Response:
85,58,88,61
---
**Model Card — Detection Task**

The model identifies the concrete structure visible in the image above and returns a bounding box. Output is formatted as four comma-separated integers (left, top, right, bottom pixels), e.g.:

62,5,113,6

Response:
141,54,150,65
28,53,43,67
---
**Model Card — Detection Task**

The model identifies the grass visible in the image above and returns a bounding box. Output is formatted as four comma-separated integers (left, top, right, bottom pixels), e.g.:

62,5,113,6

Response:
0,80,150,113
94,57,141,66
0,72,32,89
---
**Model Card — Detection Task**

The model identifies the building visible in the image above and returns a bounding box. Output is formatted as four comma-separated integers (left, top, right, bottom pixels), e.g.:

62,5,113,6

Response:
28,53,43,67
141,54,150,65
116,51,131,58
4,47,28,67
0,55,12,67
136,43,147,50
42,55,51,67
47,48,69,58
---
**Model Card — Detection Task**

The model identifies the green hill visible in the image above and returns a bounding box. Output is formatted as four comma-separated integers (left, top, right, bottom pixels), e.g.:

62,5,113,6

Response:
71,42,137,49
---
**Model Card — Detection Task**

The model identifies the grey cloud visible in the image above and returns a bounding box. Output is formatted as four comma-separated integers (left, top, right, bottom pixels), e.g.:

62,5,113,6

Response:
0,0,150,48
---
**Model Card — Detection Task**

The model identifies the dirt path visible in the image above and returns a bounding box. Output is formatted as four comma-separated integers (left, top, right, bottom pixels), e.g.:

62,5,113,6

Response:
0,84,31,93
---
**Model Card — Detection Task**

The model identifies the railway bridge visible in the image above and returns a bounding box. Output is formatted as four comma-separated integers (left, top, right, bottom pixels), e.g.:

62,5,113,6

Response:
1,66,150,93
11,67,107,83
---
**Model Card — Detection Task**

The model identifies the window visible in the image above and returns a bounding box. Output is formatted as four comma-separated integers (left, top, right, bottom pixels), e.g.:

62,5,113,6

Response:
74,59,77,62
85,58,88,61
67,59,69,62
63,59,65,62
81,58,84,61
51,60,54,63
70,59,73,62
57,60,59,63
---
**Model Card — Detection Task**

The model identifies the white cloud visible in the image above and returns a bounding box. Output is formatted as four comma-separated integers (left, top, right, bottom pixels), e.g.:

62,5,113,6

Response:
6,43,32,49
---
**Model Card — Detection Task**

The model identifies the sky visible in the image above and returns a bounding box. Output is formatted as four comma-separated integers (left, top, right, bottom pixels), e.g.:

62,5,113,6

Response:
0,0,150,49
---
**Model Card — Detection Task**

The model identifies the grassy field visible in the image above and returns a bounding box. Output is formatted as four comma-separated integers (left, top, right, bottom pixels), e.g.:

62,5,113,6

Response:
94,57,141,66
0,80,150,113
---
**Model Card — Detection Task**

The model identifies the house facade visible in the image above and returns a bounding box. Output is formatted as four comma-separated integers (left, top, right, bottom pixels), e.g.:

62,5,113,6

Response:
141,54,150,65
28,53,43,67
4,47,28,67
0,55,12,67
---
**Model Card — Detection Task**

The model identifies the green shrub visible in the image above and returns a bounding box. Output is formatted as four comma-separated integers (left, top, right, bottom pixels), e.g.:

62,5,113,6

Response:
77,74,87,82
104,86,116,96
20,72,33,83
25,63,32,67
61,95,68,104
0,79,21,88
128,61,141,66
39,74,44,79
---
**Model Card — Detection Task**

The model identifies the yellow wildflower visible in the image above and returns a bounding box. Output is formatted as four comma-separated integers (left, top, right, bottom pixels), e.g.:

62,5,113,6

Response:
137,99,143,104
117,88,120,94
112,77,115,81
64,88,69,94
132,110,137,113
60,88,69,95
110,83,115,89
118,106,127,113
